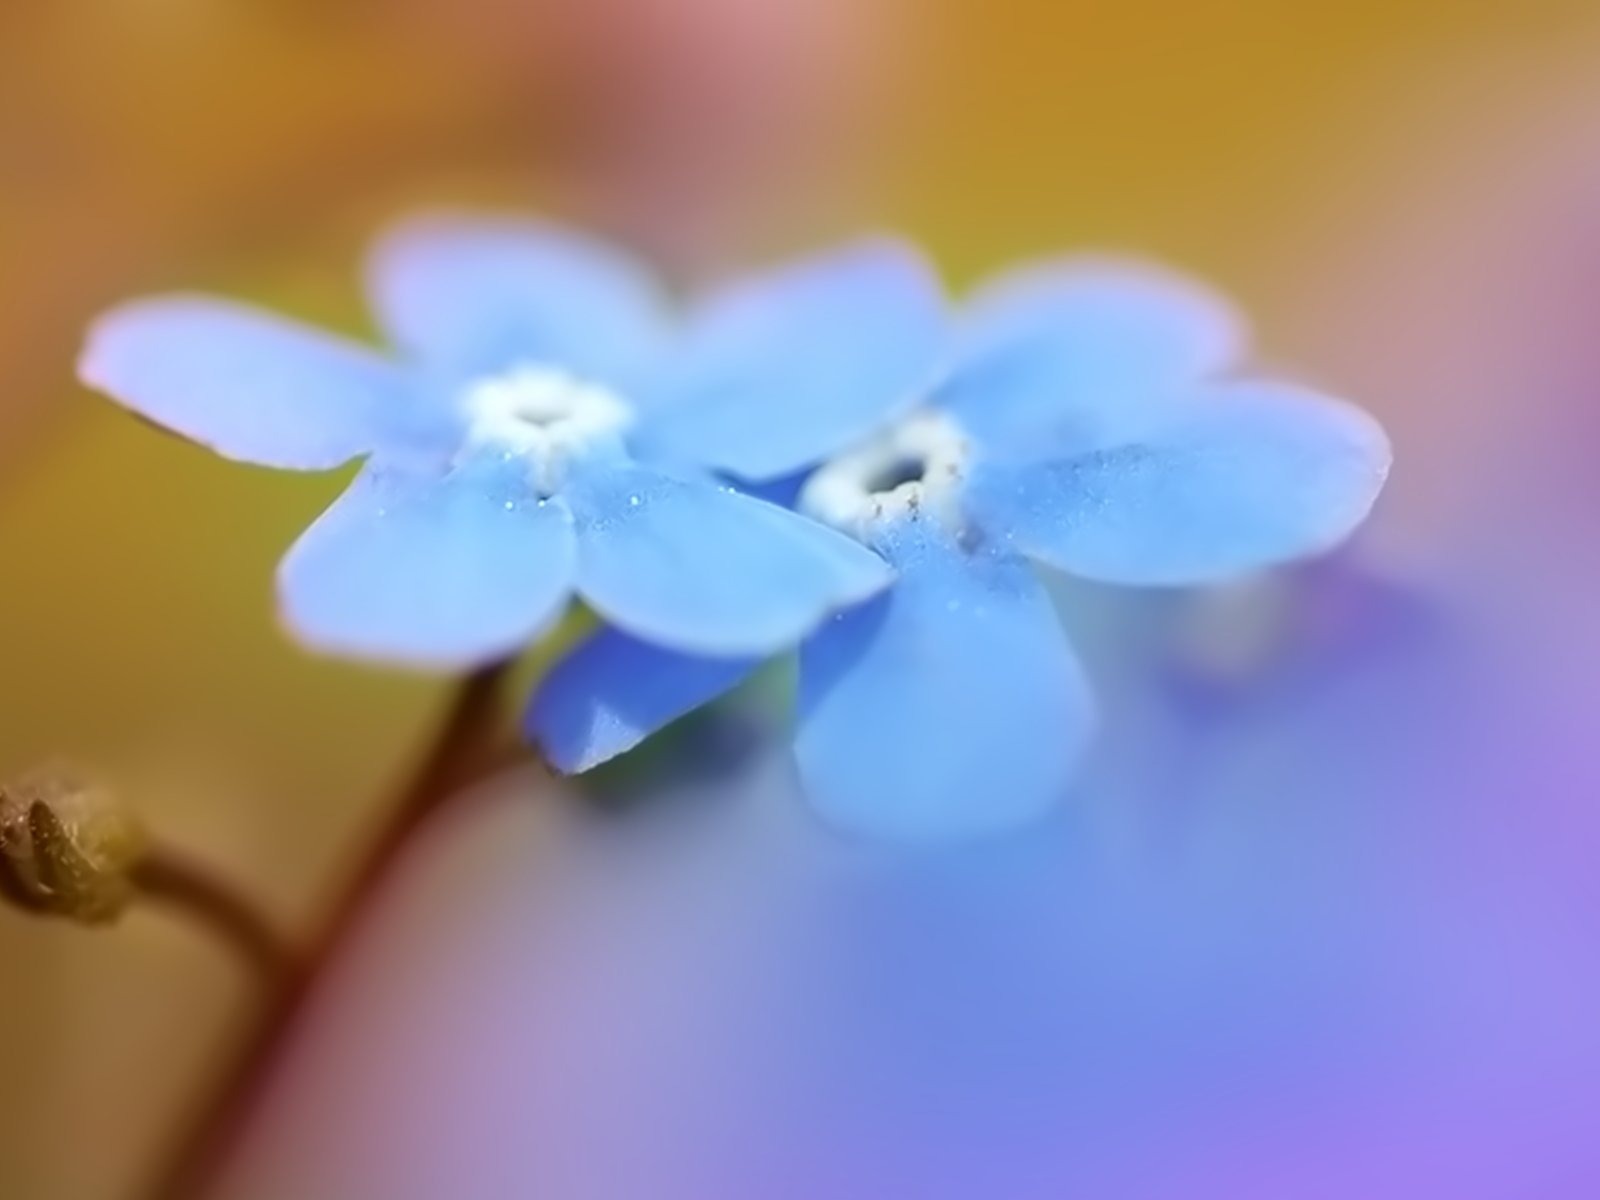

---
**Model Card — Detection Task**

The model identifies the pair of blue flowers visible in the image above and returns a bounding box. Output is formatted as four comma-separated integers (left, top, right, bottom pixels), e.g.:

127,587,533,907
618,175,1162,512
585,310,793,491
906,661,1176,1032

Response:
80,213,1390,839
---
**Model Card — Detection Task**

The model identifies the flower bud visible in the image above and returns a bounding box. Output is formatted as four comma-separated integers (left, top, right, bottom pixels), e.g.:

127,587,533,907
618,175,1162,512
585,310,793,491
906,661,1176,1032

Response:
0,764,148,925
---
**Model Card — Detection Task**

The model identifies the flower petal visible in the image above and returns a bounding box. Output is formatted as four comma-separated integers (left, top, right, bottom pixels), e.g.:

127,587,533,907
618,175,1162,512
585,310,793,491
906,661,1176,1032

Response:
80,297,417,470
568,461,891,655
527,628,760,773
279,457,576,668
795,518,1095,841
633,239,946,481
365,212,666,384
936,258,1247,453
967,381,1392,585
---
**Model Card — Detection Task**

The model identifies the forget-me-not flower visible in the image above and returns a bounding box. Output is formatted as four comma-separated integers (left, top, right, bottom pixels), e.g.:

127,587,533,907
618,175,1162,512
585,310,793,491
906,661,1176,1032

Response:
78,214,897,668
530,244,1392,839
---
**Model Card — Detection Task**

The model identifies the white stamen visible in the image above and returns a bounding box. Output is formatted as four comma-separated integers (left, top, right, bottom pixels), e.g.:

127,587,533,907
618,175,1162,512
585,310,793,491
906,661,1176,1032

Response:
800,410,970,539
460,365,634,495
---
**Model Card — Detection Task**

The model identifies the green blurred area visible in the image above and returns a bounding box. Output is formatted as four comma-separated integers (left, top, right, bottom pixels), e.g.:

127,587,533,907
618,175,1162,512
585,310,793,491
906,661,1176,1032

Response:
1,1,1596,1196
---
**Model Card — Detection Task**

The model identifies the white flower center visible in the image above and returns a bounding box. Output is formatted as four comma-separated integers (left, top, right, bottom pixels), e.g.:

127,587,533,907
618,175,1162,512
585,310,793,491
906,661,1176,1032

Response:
800,410,970,539
459,365,634,495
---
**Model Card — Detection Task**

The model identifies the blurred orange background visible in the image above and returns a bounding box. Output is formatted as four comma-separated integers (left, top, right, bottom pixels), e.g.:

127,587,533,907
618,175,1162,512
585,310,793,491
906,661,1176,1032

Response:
3,1,1599,1196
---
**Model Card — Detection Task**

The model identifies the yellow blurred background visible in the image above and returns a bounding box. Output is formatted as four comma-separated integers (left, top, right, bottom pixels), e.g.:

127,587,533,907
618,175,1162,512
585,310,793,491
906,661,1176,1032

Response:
3,1,1598,1195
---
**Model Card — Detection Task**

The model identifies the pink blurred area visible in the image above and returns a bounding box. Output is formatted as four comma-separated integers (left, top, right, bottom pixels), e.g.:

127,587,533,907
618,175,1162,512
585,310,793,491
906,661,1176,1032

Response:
4,1,1600,1198
387,0,917,273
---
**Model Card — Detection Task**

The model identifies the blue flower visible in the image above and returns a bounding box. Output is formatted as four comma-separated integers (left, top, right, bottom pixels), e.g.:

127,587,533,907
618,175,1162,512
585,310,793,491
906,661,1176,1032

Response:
529,246,1392,839
78,214,897,668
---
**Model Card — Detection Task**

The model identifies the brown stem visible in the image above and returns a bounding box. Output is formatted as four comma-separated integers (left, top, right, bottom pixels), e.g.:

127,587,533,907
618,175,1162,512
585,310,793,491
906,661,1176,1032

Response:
140,663,523,1200
131,847,292,986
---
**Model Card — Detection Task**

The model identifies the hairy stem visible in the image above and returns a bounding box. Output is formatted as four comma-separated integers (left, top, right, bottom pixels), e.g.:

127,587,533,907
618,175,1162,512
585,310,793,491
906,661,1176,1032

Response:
141,663,522,1200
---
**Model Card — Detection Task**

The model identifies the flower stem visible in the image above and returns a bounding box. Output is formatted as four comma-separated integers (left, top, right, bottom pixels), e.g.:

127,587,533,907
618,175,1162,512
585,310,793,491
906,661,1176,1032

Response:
130,846,291,985
140,663,523,1200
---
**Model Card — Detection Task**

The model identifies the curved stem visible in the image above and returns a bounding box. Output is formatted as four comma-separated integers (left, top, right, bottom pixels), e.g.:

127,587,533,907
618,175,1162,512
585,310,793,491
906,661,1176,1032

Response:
131,847,291,985
141,663,524,1200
